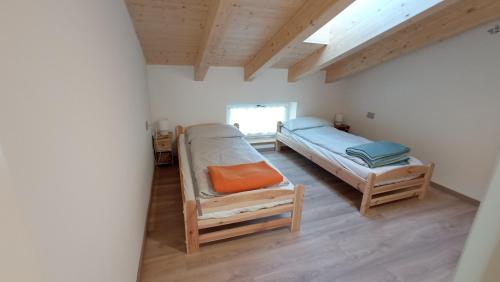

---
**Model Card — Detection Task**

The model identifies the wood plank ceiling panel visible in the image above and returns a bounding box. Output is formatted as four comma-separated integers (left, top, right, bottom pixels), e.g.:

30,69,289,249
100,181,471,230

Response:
125,0,209,65
126,0,318,68
194,0,235,81
243,0,354,80
273,42,327,69
126,0,500,81
210,0,308,67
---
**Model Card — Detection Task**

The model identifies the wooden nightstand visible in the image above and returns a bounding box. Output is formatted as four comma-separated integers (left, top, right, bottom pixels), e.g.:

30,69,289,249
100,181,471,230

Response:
334,123,350,132
153,132,173,165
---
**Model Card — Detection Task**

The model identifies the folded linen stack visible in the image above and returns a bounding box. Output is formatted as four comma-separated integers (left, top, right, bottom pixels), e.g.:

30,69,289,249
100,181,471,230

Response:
346,141,410,168
208,161,284,193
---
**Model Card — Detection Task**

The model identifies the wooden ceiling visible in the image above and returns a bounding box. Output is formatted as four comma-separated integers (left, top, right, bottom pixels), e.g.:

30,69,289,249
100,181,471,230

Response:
125,0,324,67
125,0,500,82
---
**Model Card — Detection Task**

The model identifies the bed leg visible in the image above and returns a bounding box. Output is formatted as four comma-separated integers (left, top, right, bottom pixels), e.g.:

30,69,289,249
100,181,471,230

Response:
275,140,282,152
291,185,304,232
419,162,435,200
184,200,199,254
276,121,283,152
360,174,376,216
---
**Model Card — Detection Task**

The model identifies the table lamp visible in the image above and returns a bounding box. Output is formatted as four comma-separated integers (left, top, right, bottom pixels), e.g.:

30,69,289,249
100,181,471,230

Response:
334,113,344,125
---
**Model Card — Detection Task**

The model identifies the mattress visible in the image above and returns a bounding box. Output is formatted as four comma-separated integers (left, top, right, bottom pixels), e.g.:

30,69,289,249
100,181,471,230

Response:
180,134,294,219
280,127,422,185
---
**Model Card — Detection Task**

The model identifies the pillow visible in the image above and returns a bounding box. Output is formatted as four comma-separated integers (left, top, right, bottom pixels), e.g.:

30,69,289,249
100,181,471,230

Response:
283,116,331,131
185,123,243,143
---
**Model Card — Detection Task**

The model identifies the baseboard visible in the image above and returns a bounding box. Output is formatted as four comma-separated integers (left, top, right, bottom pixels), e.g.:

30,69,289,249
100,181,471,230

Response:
137,168,157,282
431,181,480,206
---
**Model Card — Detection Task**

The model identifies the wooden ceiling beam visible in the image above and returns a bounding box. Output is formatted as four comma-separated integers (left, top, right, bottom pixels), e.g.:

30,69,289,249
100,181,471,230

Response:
243,0,354,81
288,0,455,82
194,0,234,81
325,0,500,83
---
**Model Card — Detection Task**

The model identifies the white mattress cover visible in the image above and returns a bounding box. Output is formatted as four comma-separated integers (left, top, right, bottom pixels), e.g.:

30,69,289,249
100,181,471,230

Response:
188,136,293,198
183,134,294,219
280,127,422,185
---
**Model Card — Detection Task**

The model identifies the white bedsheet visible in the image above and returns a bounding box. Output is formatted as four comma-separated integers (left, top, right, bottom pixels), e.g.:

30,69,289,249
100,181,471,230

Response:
281,127,422,184
188,136,293,198
179,134,294,219
293,126,372,166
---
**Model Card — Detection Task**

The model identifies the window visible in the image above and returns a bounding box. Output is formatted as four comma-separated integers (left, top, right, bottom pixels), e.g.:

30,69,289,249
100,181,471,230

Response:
304,0,442,44
227,103,297,137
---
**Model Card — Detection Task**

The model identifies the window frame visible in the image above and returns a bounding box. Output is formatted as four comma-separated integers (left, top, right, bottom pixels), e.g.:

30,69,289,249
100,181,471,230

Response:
226,102,296,138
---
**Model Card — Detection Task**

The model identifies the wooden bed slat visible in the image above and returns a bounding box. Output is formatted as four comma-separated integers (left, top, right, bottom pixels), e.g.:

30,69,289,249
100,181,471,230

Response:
199,217,292,244
200,188,295,209
370,189,422,206
198,204,293,229
372,178,425,195
375,165,428,183
201,193,295,214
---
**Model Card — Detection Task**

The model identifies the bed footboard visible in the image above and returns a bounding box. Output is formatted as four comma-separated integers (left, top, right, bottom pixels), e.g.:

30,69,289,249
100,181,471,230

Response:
183,185,305,253
361,163,435,215
195,185,304,246
276,121,284,152
177,125,305,254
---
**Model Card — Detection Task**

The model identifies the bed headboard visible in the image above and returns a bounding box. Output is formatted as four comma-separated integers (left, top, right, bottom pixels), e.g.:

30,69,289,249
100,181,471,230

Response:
177,134,196,201
175,125,184,139
277,121,283,133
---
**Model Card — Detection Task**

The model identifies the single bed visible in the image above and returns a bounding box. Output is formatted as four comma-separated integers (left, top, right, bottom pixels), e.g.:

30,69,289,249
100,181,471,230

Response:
275,118,434,215
176,124,304,253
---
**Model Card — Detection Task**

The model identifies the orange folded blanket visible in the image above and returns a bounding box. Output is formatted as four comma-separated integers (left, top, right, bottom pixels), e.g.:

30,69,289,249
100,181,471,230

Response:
208,161,284,193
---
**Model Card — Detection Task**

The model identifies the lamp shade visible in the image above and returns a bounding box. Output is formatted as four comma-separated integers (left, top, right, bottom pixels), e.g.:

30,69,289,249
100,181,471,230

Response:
334,113,344,123
157,119,170,134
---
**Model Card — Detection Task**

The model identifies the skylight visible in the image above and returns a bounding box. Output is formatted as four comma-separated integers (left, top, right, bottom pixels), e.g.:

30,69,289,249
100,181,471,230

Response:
304,21,332,44
304,0,442,45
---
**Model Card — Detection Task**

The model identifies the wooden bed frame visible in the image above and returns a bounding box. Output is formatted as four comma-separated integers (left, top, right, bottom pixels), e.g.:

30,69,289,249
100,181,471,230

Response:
175,125,304,254
275,121,434,215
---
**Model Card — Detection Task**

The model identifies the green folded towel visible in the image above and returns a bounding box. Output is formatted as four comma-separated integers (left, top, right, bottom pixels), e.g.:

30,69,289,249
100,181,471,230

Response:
347,152,409,168
346,141,410,168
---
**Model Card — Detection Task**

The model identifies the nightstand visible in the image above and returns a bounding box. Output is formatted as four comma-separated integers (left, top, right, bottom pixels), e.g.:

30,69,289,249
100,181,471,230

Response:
334,123,350,133
153,132,173,165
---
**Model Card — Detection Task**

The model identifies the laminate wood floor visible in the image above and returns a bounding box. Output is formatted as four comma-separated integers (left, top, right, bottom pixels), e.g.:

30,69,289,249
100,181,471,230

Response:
140,149,477,282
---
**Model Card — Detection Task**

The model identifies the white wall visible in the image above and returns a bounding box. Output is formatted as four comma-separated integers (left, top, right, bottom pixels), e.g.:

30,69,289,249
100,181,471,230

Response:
454,156,500,282
483,241,500,281
336,20,500,200
0,146,46,281
147,66,344,129
0,1,153,282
